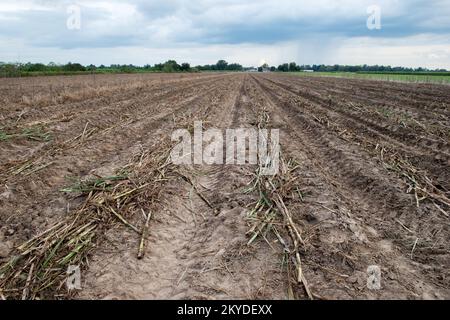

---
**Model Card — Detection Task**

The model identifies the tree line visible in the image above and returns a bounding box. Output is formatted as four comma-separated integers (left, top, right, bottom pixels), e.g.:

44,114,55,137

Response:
0,60,447,77
0,59,244,77
274,62,448,73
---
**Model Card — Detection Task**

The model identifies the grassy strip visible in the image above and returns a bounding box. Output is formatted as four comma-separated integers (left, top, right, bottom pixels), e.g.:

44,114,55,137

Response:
60,174,129,194
289,72,450,84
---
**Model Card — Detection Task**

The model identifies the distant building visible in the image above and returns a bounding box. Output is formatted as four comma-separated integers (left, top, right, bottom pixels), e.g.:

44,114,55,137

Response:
302,70,314,73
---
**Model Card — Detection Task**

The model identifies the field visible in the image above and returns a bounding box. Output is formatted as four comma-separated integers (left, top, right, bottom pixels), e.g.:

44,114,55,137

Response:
0,73,449,300
291,71,450,84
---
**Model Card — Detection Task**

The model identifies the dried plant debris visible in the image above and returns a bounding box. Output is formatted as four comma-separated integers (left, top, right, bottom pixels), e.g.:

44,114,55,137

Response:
0,145,175,300
246,156,313,300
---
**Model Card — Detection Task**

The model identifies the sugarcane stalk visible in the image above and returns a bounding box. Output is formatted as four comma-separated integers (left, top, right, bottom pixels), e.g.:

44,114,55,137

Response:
138,210,152,259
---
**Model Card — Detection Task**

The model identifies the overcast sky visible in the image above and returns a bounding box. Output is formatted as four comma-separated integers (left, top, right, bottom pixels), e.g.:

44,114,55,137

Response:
1,0,450,68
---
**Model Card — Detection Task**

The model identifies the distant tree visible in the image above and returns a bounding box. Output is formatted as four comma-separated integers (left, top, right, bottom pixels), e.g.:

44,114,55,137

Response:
180,63,191,71
23,63,47,72
277,63,289,72
153,63,164,71
63,62,86,72
194,61,242,72
288,62,299,71
119,65,133,73
216,60,228,70
303,65,312,71
0,63,19,76
162,60,180,72
226,63,243,71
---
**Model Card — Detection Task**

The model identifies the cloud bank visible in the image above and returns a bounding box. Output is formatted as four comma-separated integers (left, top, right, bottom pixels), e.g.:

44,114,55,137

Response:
1,0,449,68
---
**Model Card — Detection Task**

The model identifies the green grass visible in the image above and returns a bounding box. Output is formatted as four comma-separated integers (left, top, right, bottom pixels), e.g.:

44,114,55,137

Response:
21,126,52,142
0,126,51,142
289,71,450,84
0,129,11,141
60,174,129,194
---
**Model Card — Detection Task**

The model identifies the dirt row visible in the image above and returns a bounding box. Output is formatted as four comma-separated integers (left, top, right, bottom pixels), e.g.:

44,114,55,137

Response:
249,75,449,299
0,74,231,255
257,75,450,190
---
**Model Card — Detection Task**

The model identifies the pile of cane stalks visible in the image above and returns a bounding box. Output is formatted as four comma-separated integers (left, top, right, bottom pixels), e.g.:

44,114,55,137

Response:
245,107,314,300
0,144,174,300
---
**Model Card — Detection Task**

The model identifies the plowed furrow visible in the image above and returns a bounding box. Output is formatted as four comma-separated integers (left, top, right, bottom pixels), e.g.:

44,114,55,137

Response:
250,75,449,297
254,76,450,189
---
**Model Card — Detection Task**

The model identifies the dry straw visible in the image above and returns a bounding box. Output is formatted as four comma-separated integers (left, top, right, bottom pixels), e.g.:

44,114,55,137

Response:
245,107,314,300
0,143,174,299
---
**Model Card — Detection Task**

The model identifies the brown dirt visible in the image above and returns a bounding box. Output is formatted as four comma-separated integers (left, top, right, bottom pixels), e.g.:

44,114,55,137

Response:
0,72,448,300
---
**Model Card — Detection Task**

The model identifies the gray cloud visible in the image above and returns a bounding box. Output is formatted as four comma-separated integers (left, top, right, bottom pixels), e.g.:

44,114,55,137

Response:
0,0,449,67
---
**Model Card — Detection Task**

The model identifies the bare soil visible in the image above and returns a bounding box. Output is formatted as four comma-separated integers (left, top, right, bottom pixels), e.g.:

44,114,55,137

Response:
0,73,448,300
